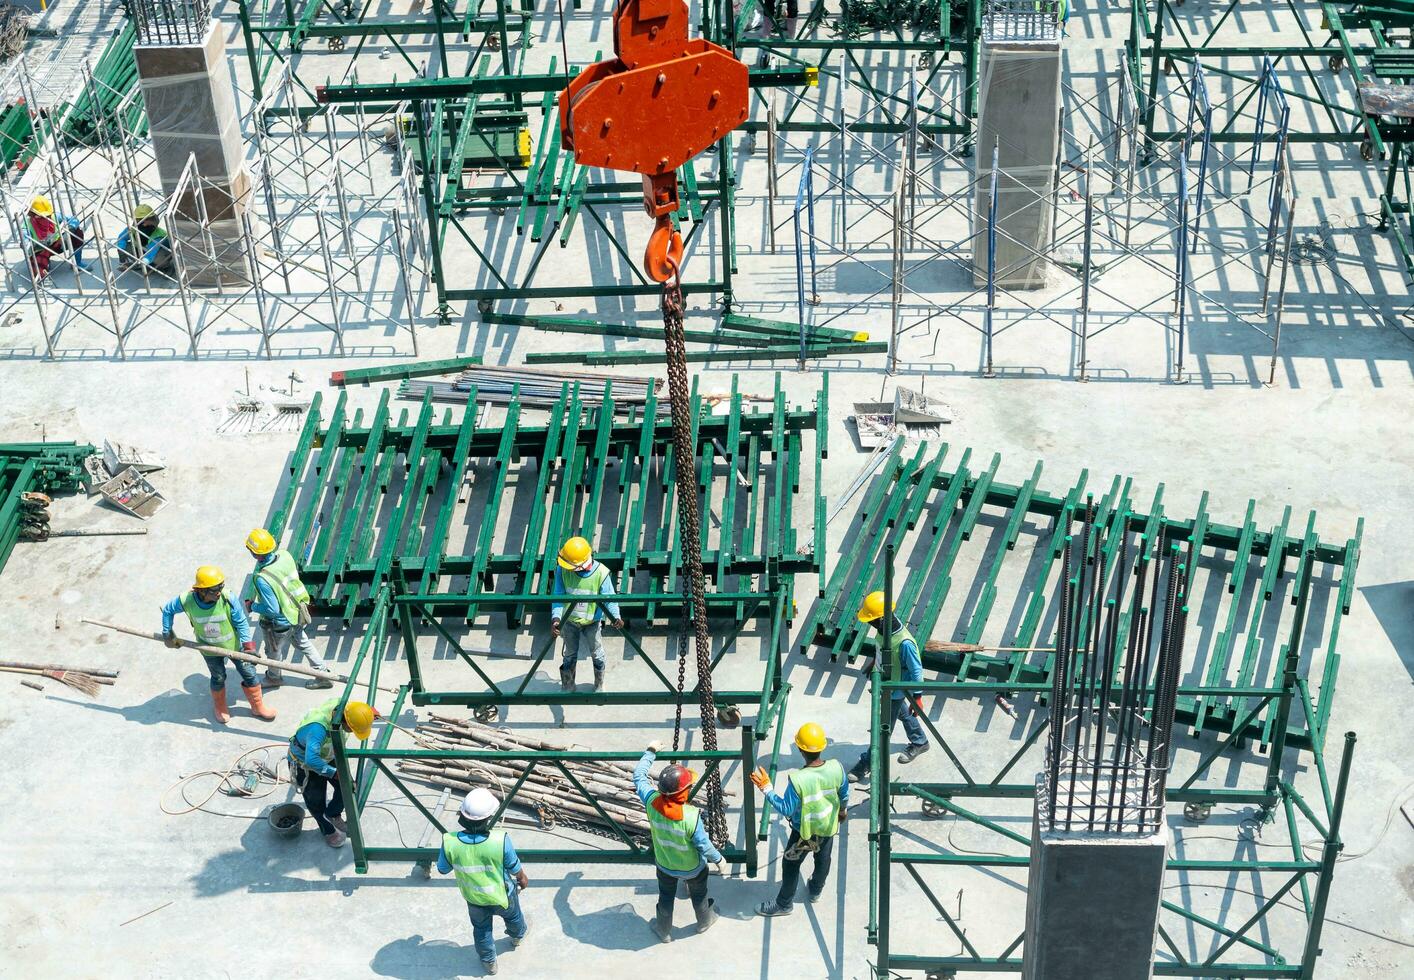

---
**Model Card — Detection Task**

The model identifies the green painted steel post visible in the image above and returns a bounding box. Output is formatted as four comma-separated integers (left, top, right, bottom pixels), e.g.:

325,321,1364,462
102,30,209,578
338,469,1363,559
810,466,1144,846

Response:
1265,548,1313,798
741,722,758,877
236,0,264,104
1299,731,1355,978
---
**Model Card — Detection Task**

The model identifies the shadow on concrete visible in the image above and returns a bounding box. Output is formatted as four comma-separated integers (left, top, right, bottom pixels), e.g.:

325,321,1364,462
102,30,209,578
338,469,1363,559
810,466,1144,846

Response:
51,673,283,739
192,815,356,898
1358,581,1414,684
369,934,489,979
551,871,658,951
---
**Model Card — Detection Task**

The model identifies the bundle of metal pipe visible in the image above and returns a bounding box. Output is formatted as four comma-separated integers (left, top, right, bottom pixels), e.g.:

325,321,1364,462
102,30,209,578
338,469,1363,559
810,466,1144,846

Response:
396,366,658,408
1042,499,1189,835
395,715,673,837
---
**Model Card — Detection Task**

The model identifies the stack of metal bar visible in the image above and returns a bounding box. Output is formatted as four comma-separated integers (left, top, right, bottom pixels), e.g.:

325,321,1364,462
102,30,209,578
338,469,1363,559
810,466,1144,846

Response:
397,715,659,838
398,366,658,408
1038,501,1189,835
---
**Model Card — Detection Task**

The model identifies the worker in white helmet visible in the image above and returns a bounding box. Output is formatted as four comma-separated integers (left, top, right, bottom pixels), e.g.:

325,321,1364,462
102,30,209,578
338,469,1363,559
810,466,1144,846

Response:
437,788,530,975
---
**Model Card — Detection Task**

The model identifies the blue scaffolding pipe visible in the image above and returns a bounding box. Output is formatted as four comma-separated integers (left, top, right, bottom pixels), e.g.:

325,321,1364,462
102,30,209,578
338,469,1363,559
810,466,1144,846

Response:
1183,62,1213,251
1250,58,1292,206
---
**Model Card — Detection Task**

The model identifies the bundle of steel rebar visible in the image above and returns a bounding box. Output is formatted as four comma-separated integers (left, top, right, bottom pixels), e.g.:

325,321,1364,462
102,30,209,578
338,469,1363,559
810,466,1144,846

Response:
1042,499,1189,835
396,366,658,408
397,715,715,838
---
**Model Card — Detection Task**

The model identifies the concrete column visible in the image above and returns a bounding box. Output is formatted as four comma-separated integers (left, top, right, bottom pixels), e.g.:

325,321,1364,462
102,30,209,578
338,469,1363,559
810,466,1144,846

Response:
1023,775,1168,980
972,35,1063,289
135,23,251,286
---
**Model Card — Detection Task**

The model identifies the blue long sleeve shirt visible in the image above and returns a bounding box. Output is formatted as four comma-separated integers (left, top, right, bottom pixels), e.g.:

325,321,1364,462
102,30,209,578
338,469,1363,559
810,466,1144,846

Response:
249,554,289,627
550,562,622,622
291,721,337,777
764,764,850,829
116,225,168,264
436,830,523,894
161,592,253,645
872,627,923,701
633,750,723,877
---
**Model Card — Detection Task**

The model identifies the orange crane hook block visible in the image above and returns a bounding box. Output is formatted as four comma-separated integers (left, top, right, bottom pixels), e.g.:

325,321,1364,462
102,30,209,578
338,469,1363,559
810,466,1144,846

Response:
559,0,749,282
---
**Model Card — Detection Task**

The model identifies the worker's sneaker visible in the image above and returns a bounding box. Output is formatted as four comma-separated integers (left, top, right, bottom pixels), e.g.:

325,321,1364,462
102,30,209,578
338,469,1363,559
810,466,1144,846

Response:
324,829,348,848
897,742,930,764
328,815,348,834
807,888,824,904
848,763,871,785
755,900,792,917
305,668,334,690
262,668,284,688
481,958,498,975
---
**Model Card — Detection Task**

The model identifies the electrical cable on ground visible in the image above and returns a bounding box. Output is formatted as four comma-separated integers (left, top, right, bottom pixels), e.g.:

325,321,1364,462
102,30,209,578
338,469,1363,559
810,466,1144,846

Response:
161,744,290,817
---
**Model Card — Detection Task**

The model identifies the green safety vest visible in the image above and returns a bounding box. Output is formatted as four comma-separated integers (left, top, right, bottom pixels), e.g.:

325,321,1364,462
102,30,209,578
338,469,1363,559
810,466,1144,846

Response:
443,831,509,908
872,624,918,700
256,549,311,625
290,698,343,765
561,563,609,625
788,759,846,841
646,796,701,873
181,591,238,655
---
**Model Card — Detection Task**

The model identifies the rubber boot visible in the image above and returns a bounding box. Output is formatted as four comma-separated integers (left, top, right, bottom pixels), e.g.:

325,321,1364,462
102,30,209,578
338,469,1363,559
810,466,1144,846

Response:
695,897,719,934
242,684,277,721
209,687,231,725
560,664,575,691
650,909,672,943
593,667,605,692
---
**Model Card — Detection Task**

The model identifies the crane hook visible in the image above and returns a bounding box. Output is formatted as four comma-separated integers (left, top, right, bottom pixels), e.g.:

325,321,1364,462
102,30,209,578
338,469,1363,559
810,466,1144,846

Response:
645,215,685,284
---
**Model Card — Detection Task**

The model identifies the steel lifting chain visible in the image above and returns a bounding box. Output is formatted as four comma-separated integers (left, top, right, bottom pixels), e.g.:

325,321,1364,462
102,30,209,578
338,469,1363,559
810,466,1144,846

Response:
661,268,729,849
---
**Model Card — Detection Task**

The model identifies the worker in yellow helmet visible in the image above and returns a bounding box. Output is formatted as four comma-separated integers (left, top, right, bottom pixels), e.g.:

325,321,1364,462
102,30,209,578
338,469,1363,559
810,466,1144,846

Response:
116,204,173,274
25,194,90,281
848,591,928,784
160,565,275,725
288,698,379,847
551,536,623,692
244,528,334,689
751,722,848,915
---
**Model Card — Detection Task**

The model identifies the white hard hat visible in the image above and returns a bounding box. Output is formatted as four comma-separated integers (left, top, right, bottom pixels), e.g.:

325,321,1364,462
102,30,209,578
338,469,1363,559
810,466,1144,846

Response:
459,787,498,821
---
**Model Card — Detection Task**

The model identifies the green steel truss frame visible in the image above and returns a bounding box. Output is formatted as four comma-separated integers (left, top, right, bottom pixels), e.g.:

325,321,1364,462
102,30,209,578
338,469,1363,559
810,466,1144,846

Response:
267,376,825,872
264,373,826,625
1126,0,1414,277
317,585,783,875
803,438,1362,751
831,446,1363,976
0,442,94,574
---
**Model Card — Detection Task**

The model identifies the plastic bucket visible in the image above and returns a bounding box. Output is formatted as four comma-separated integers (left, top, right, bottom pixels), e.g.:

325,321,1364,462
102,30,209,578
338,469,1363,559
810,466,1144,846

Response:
268,802,306,838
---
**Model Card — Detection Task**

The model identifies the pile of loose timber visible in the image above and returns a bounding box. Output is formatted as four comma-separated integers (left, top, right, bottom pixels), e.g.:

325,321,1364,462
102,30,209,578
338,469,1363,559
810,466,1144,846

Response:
398,715,732,839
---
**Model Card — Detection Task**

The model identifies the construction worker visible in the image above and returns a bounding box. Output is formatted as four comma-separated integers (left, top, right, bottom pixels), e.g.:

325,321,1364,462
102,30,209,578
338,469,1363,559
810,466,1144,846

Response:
635,739,724,942
750,722,848,915
116,204,173,274
244,528,334,689
551,536,623,693
288,698,379,847
161,565,275,725
849,590,928,784
437,787,530,975
25,194,89,281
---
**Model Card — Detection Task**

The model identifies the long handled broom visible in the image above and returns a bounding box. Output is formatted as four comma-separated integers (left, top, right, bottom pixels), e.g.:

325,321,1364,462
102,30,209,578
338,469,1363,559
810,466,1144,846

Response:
0,665,103,696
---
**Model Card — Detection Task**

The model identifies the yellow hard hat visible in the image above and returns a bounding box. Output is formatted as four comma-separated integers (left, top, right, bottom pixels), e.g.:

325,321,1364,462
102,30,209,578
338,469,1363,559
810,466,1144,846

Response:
857,590,888,623
133,204,155,222
558,536,592,570
245,528,276,556
343,701,375,740
30,194,52,216
192,565,225,590
794,722,827,753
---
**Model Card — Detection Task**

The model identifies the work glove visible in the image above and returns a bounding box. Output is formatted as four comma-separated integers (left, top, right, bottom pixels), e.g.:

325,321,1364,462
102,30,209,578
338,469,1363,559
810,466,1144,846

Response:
750,766,771,792
163,632,182,649
646,740,663,754
551,617,561,638
242,641,257,653
610,618,625,630
710,861,726,876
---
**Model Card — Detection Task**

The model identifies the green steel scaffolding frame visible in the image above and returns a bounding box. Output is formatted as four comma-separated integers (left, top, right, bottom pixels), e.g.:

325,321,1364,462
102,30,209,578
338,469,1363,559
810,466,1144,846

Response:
837,449,1361,976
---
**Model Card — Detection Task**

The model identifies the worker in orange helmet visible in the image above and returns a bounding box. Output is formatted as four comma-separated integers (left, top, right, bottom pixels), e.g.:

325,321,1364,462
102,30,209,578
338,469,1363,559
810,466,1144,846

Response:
635,739,725,942
160,565,274,725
